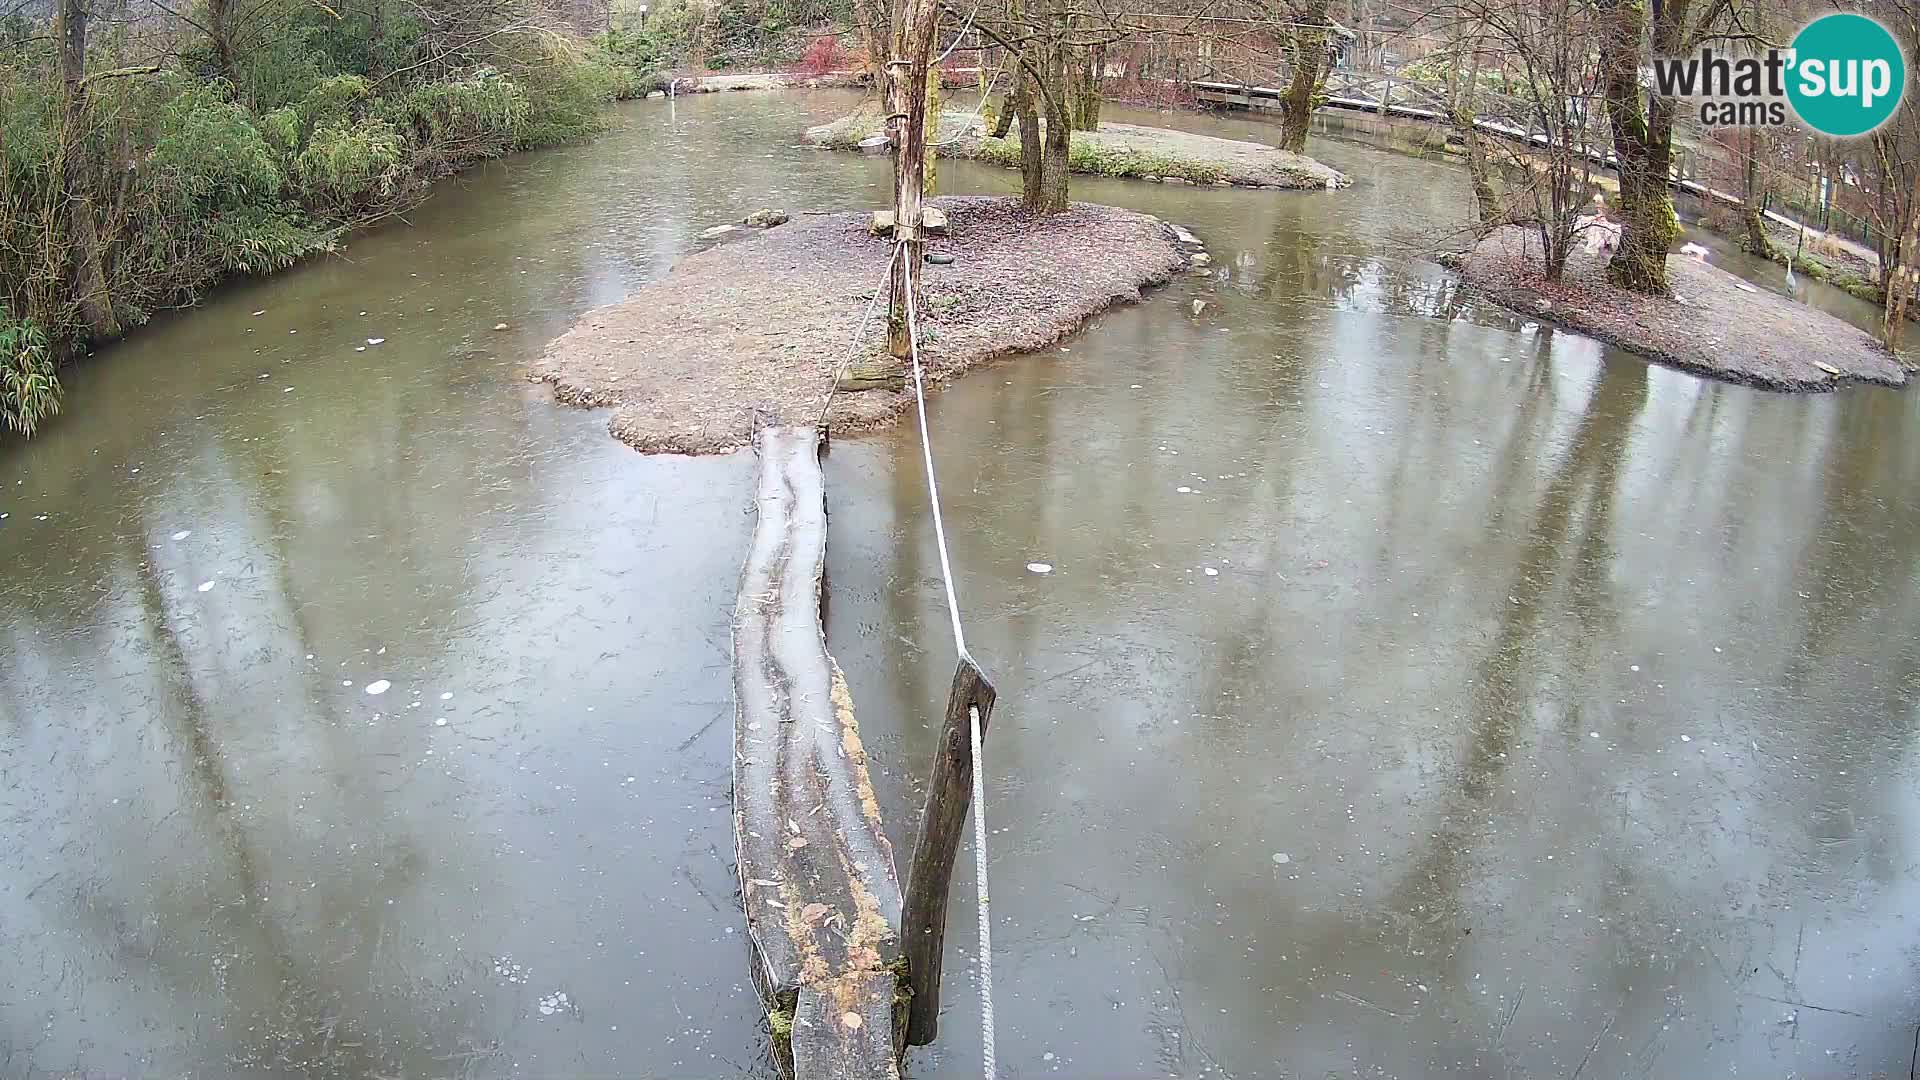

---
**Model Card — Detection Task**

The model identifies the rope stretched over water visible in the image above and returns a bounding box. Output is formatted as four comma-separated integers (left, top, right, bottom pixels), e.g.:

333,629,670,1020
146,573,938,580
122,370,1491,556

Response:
815,242,906,430
903,254,996,1080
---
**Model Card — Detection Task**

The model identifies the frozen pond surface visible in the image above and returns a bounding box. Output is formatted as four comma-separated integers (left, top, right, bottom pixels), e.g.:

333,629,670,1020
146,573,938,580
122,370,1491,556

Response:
3,90,1918,1077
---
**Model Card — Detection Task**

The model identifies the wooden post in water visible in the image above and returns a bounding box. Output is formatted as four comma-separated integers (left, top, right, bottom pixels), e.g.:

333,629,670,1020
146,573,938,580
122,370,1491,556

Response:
901,656,997,1046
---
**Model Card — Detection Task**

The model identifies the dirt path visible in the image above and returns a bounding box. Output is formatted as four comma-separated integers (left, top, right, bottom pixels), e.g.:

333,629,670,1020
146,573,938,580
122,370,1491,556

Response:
1452,226,1909,392
532,197,1198,454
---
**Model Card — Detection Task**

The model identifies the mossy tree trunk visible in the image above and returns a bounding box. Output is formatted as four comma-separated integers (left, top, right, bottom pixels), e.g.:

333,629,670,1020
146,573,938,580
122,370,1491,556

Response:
1597,0,1680,294
1276,0,1331,154
1887,170,1920,350
1449,41,1500,229
855,0,889,100
1738,131,1776,260
1070,42,1102,130
207,0,238,84
1034,0,1071,213
1013,59,1043,207
55,0,119,344
923,63,939,194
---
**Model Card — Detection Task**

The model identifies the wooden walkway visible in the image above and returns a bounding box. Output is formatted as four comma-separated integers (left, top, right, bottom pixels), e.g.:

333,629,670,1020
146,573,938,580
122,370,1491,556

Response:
732,426,904,1079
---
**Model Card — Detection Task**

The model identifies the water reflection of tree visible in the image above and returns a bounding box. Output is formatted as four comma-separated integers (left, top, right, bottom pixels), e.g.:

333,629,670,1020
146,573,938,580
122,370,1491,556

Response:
1161,359,1653,1075
116,524,466,1075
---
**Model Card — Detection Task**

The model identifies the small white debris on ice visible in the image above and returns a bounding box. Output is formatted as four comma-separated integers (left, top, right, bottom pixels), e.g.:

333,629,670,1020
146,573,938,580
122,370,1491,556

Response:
1271,852,1290,865
364,680,391,696
171,530,191,541
196,580,215,592
1027,562,1053,574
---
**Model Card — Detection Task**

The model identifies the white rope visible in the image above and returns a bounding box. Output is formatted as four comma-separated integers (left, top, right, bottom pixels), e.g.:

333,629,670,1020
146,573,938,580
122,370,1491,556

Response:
902,254,996,1080
933,70,1004,149
902,254,968,659
934,0,984,66
968,701,995,1080
816,242,905,428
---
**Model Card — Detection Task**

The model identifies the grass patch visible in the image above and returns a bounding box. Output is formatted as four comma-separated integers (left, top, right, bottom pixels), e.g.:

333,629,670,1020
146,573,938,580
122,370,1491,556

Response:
969,132,1230,184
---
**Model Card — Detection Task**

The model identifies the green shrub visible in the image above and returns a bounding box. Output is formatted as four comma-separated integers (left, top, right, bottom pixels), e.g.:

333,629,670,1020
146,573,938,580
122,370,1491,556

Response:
206,206,338,275
0,308,58,438
295,118,408,207
232,20,338,110
152,80,284,207
512,55,619,149
384,70,529,163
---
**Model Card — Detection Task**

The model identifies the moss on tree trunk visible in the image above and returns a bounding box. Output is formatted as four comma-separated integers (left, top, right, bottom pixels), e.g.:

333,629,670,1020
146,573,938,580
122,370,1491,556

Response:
1598,0,1680,294
1277,0,1330,154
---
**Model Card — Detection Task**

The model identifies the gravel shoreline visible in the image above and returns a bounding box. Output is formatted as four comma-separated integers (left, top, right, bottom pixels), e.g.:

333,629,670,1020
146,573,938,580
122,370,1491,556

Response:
532,196,1197,454
804,110,1348,190
1450,226,1908,392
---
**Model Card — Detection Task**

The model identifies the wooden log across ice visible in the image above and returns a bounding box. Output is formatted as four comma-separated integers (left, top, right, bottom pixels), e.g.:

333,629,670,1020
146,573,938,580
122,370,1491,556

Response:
732,426,904,1079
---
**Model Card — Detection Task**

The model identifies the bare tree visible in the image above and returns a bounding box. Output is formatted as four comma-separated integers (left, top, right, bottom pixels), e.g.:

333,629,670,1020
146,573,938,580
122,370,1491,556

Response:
1423,0,1599,281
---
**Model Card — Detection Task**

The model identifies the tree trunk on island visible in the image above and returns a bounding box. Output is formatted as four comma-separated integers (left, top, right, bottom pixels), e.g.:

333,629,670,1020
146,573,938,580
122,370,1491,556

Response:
1597,0,1679,294
1070,42,1102,130
1450,44,1500,229
1013,59,1043,207
1738,133,1775,260
1886,170,1920,350
855,0,889,99
990,89,1015,137
884,0,939,361
1034,0,1072,214
987,51,1014,138
1277,0,1330,154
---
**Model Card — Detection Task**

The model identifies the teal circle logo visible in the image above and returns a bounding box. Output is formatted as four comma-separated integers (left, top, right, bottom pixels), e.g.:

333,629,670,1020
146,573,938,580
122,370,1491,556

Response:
1786,13,1906,137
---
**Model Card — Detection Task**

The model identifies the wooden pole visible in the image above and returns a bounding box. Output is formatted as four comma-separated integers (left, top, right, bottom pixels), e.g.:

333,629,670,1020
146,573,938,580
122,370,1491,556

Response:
901,655,997,1046
886,0,940,361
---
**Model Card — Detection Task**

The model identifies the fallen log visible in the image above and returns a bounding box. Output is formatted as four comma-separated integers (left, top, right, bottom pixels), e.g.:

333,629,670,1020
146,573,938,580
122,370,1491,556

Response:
732,426,905,1078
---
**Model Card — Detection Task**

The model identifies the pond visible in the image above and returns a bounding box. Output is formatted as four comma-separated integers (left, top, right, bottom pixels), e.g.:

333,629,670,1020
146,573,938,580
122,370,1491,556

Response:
3,89,1917,1077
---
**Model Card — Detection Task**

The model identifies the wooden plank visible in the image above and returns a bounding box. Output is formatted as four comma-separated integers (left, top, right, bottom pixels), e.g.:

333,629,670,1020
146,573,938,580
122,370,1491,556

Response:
733,426,904,1079
901,655,998,1046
